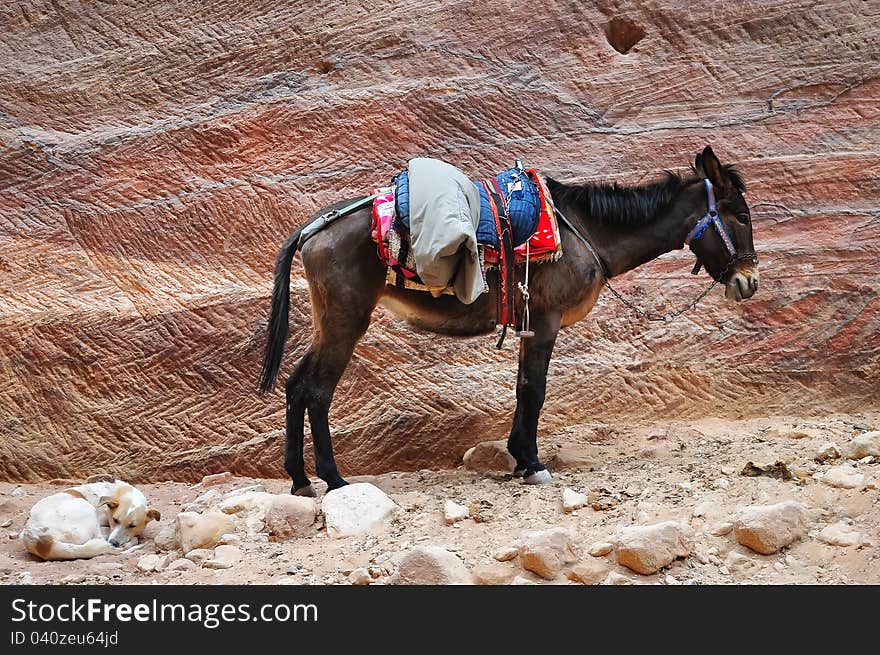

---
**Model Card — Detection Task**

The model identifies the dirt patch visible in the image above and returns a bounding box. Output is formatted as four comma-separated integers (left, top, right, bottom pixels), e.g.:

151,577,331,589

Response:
2,413,877,585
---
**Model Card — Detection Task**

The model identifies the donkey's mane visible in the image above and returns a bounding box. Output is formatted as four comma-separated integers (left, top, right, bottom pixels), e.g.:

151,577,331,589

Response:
546,164,745,226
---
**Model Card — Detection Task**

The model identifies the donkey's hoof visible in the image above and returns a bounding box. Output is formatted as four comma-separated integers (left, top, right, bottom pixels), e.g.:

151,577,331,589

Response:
512,468,526,478
292,484,317,498
523,469,553,485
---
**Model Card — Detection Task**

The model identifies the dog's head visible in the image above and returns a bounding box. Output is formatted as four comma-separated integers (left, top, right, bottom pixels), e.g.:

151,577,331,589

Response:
99,484,160,548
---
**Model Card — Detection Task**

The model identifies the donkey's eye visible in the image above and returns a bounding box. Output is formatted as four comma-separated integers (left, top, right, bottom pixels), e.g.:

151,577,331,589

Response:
128,523,136,529
735,213,750,225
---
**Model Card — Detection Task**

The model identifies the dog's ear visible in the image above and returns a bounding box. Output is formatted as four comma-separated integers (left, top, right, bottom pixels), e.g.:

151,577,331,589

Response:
99,496,119,510
146,508,161,522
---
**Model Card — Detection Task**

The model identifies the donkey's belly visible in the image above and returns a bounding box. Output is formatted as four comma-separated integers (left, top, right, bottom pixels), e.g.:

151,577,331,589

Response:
379,285,498,337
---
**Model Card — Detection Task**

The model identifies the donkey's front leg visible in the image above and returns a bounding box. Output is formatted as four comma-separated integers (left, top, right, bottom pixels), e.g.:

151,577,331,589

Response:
507,311,562,484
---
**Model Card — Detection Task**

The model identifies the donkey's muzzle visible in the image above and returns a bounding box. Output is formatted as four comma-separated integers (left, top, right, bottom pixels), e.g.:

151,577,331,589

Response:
725,268,759,301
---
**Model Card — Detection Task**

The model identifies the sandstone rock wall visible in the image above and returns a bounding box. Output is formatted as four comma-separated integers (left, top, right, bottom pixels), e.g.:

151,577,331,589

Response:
1,1,878,481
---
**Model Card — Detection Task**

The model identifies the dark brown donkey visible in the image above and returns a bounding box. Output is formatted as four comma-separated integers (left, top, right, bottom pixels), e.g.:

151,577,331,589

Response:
259,146,759,496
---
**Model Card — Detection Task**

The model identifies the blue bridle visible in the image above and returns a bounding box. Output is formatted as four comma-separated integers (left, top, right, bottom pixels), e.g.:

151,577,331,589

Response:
685,178,737,257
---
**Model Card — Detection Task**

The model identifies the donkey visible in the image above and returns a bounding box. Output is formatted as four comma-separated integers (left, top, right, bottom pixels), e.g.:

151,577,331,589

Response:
258,146,759,496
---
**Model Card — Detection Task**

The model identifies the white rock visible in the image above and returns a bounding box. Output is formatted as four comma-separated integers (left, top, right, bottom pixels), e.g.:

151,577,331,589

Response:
184,548,214,564
201,472,233,487
218,533,240,546
443,500,469,525
322,483,398,539
815,442,842,463
203,544,242,569
347,568,372,585
518,527,579,579
817,522,864,547
493,546,519,562
614,521,693,575
389,546,471,585
844,431,880,460
724,551,757,573
174,511,235,554
822,466,867,489
136,554,165,573
183,488,221,513
472,561,516,585
733,501,808,554
562,488,588,513
510,575,537,585
0,519,12,528
588,542,614,557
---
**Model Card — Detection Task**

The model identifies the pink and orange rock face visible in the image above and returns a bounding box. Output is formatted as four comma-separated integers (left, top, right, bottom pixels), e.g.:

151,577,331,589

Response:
1,1,878,482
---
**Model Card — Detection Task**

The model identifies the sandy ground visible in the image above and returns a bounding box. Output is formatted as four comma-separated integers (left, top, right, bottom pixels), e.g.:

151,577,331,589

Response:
2,412,878,585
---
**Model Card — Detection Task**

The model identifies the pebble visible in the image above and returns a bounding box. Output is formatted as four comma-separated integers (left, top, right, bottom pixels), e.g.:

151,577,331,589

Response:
0,519,11,528
710,522,734,537
167,558,197,572
588,542,614,557
184,548,214,564
773,562,785,572
443,500,469,525
201,472,233,487
493,546,519,562
562,488,588,513
602,572,634,585
510,575,537,585
203,545,242,570
817,522,864,547
815,442,842,463
724,551,756,573
347,568,371,585
136,554,166,573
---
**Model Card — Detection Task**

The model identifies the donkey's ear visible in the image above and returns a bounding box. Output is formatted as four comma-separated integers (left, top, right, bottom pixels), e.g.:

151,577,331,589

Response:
699,145,731,193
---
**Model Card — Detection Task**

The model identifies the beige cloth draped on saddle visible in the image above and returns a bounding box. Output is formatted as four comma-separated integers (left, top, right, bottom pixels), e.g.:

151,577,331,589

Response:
407,157,483,304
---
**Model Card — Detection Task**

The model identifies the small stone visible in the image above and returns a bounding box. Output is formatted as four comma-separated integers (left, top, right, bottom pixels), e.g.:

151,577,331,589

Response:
174,511,235,554
443,500,469,525
203,544,242,569
0,519,12,528
773,562,785,572
11,486,23,497
719,566,731,575
822,466,867,489
518,528,579,580
588,542,614,557
713,478,730,490
218,533,240,546
167,558,197,572
473,561,516,585
844,431,880,460
462,441,516,473
815,442,842,463
184,548,214,564
724,551,756,573
785,554,797,566
389,546,472,585
183,489,221,513
368,566,383,578
614,521,693,575
153,523,178,551
347,568,371,585
710,522,734,537
136,554,165,573
201,472,233,487
568,559,611,585
321,483,398,539
510,575,537,585
733,501,808,554
493,546,518,562
562,488,588,513
817,522,864,547
286,564,301,575
602,572,634,585
859,456,875,465
546,446,597,471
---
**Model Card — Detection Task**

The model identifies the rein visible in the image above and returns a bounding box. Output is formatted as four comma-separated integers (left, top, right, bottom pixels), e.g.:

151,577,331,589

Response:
547,179,751,323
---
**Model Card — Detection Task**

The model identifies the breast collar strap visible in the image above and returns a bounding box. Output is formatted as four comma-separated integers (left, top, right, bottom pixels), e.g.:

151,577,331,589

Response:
685,178,737,275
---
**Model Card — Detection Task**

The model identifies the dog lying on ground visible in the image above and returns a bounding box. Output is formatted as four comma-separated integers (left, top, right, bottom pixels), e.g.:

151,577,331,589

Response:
21,477,160,561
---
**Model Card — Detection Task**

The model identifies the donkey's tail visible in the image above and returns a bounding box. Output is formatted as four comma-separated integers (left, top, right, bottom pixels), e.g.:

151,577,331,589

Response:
258,228,302,394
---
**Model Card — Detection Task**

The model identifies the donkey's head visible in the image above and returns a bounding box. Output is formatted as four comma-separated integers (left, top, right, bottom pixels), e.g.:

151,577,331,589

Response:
685,146,758,301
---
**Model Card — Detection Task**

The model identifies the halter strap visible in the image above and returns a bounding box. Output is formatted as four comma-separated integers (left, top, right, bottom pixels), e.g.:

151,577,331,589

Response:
684,179,737,257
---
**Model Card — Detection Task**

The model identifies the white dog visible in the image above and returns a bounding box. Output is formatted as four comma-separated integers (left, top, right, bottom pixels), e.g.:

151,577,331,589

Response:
21,477,160,561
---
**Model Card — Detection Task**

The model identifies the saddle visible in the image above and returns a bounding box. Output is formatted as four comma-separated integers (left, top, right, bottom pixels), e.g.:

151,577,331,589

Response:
370,162,563,342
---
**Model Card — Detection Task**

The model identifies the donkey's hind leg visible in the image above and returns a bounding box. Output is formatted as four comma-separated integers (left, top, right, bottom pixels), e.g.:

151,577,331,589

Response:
284,351,316,496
